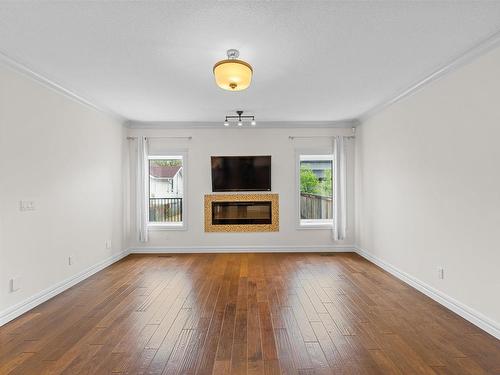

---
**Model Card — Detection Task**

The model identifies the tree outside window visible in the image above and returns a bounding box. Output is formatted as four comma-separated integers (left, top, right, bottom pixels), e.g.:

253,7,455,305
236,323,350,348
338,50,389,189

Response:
299,155,333,223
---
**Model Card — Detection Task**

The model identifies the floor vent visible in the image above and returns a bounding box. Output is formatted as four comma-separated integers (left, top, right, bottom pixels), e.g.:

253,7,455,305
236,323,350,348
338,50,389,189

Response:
157,255,173,258
320,253,336,256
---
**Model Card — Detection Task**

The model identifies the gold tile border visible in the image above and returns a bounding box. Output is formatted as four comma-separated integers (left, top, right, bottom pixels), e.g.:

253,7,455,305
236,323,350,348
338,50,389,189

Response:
204,193,279,232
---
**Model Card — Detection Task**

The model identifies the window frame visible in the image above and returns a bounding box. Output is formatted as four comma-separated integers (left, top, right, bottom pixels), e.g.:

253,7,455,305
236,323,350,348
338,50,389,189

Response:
295,149,334,230
147,151,188,231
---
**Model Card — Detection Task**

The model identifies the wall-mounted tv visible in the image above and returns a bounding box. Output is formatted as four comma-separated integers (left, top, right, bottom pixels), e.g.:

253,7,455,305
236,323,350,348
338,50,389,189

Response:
211,156,271,192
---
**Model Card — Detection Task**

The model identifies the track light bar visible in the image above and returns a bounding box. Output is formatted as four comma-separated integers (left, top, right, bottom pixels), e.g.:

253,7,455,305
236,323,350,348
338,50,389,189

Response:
224,110,256,127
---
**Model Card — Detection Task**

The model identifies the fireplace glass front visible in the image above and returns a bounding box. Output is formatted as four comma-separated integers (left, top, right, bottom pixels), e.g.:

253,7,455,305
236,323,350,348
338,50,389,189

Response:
211,201,272,225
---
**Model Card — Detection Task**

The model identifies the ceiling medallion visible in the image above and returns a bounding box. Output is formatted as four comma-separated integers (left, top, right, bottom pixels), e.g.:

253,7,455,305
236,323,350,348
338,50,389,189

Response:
213,49,253,91
223,110,256,127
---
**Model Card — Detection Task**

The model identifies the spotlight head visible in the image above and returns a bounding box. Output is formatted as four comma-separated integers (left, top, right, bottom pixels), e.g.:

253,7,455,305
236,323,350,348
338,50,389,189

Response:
237,121,243,127
224,120,229,127
251,119,256,126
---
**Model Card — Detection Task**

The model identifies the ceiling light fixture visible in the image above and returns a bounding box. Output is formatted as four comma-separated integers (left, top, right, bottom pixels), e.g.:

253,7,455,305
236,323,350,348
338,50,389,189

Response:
213,49,253,91
223,110,256,127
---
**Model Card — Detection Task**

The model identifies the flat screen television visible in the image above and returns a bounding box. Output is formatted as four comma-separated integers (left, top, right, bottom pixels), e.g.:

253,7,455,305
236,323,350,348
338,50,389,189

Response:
211,156,271,192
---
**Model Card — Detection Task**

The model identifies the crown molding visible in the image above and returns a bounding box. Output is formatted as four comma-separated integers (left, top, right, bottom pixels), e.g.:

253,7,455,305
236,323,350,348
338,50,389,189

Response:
0,50,124,122
359,28,500,123
125,119,360,129
6,24,500,128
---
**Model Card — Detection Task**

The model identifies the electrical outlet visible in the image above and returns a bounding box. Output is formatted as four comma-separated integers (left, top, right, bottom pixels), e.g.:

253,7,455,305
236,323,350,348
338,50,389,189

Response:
9,277,21,292
437,267,444,280
105,240,112,249
68,256,74,266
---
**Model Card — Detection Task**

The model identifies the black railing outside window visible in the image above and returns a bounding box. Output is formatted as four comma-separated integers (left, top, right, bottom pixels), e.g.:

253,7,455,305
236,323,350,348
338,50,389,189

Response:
149,198,183,222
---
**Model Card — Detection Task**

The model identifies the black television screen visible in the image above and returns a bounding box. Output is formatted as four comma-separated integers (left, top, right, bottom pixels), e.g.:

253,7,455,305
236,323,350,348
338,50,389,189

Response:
211,156,271,192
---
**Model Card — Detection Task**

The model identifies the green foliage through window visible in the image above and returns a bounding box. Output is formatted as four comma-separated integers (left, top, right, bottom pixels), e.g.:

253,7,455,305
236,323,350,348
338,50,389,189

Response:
300,165,332,197
151,159,182,167
300,166,320,194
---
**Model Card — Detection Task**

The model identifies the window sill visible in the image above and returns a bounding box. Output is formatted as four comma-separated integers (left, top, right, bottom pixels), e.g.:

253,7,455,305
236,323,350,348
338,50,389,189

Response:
297,221,334,230
148,223,187,231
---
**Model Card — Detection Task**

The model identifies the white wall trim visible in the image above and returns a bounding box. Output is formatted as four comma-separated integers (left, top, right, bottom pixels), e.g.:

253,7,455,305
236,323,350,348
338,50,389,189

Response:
359,27,500,122
0,50,124,122
355,246,500,340
125,120,360,130
0,249,130,327
5,244,496,340
129,245,355,253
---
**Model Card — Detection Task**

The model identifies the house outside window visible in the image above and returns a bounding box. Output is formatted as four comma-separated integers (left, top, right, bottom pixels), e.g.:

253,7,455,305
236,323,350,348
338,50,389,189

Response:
148,154,186,229
297,153,334,228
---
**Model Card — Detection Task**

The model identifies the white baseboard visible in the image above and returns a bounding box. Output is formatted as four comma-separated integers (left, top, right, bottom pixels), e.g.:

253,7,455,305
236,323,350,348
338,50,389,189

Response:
0,245,351,327
354,246,500,339
4,245,496,339
0,249,130,327
129,244,355,254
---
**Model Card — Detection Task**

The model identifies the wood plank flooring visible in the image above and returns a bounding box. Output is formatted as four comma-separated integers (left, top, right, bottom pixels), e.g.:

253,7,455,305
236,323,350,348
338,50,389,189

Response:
0,253,499,374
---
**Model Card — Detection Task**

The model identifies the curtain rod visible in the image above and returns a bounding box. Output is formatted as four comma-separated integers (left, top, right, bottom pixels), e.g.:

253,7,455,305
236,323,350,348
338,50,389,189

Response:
289,135,355,140
126,136,192,140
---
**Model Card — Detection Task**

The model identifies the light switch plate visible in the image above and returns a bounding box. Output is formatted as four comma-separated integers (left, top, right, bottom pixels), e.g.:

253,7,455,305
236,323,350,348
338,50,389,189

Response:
19,200,35,211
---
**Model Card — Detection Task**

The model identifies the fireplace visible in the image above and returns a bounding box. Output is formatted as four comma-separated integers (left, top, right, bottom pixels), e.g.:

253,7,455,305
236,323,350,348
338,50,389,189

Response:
212,201,272,225
204,194,279,232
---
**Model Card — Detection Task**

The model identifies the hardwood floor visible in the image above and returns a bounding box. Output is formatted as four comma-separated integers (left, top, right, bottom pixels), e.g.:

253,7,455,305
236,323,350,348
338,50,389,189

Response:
0,253,499,375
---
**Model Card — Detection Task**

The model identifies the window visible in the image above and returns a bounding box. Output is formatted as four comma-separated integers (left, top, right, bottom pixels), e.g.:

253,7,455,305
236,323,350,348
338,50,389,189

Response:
297,154,333,228
148,154,186,229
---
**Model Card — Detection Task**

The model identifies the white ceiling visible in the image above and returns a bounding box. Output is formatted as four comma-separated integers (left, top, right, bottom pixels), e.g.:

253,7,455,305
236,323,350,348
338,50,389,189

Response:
1,1,500,123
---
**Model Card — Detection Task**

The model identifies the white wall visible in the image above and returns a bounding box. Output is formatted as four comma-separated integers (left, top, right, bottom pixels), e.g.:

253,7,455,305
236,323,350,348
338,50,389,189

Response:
355,46,500,334
0,62,125,320
127,127,356,251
